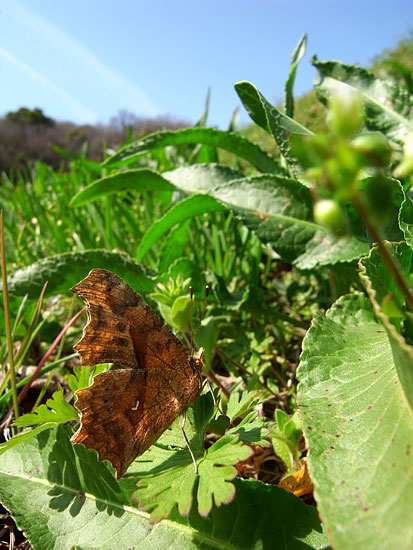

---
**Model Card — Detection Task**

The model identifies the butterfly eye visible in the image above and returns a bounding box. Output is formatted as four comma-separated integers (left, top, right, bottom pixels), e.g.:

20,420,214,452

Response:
189,357,197,373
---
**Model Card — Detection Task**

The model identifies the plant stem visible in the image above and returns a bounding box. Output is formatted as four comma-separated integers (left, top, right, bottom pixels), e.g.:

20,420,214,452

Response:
0,210,19,421
353,194,413,313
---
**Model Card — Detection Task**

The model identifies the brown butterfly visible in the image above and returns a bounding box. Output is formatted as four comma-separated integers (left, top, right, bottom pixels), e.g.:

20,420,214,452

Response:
70,269,204,478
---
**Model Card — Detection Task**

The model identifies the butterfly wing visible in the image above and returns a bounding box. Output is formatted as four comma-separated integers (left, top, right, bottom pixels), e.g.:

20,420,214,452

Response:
70,269,202,477
72,369,186,477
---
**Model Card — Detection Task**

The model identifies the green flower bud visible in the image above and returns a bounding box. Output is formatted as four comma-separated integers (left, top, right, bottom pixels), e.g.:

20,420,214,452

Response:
314,199,349,236
327,90,364,138
351,132,392,167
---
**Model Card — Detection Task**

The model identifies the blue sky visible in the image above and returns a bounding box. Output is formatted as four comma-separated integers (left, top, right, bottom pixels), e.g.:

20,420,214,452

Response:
1,0,412,129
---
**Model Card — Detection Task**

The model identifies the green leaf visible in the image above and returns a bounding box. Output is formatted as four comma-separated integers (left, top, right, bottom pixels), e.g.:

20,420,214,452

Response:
158,220,190,274
282,411,302,446
226,390,261,421
0,425,328,549
271,411,303,471
235,81,312,174
103,127,280,173
275,409,290,432
164,162,244,193
14,387,77,427
136,194,228,260
297,292,413,549
284,33,307,118
197,436,252,517
8,250,155,298
0,423,58,456
131,393,268,521
359,242,413,410
70,169,176,207
67,364,110,395
164,166,368,267
207,174,369,268
312,56,413,145
171,295,191,332
227,411,270,446
270,432,298,472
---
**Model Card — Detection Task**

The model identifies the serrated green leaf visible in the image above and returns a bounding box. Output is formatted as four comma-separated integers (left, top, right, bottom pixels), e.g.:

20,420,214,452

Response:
131,394,253,522
134,462,196,522
67,364,110,395
164,163,243,193
103,127,280,173
197,435,252,517
0,424,328,549
312,56,413,145
0,423,58,456
359,242,413,410
227,411,270,445
235,81,312,175
297,292,413,549
14,387,77,427
399,190,413,248
70,169,175,207
8,250,155,298
226,390,261,421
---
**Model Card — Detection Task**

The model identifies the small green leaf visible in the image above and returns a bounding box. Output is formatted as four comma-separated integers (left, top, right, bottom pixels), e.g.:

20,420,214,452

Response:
197,435,252,517
271,432,298,472
227,411,270,445
68,364,110,394
14,387,77,427
171,295,191,332
226,390,261,422
208,414,231,435
134,462,196,522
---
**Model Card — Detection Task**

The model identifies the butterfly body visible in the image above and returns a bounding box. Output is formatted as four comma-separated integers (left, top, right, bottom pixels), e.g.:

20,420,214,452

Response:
70,269,204,478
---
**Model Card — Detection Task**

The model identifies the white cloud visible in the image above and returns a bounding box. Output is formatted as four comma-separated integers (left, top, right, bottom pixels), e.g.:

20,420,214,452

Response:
0,1,160,118
0,47,98,121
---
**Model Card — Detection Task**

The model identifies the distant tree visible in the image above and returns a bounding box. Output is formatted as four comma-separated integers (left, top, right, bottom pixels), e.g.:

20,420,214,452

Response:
6,107,55,127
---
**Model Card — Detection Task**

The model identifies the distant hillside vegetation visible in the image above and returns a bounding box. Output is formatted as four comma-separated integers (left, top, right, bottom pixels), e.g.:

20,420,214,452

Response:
0,108,189,173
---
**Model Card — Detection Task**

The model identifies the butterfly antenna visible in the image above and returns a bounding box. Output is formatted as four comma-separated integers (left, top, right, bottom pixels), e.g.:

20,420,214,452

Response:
194,285,209,350
189,286,194,355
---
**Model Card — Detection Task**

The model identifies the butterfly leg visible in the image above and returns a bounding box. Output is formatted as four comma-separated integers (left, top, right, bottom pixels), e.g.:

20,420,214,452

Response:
202,377,225,415
181,410,198,474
